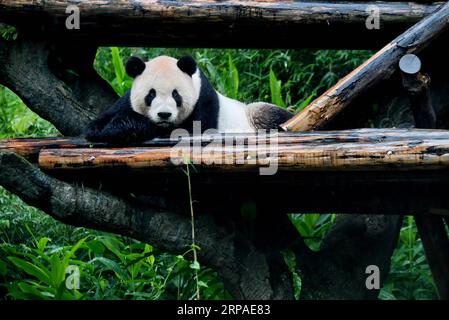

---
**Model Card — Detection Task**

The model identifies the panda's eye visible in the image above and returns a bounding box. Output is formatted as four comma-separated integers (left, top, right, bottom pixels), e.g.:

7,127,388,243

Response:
172,89,182,107
145,88,156,106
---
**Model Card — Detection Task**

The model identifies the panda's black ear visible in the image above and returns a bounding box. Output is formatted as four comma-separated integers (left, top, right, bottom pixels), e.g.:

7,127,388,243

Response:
125,56,146,78
177,56,197,76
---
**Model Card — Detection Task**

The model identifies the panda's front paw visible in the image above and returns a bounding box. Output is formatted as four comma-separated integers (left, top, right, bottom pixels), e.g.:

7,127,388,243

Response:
84,126,105,143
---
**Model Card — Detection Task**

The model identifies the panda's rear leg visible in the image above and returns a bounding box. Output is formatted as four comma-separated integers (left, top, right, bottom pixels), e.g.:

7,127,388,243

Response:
246,102,294,130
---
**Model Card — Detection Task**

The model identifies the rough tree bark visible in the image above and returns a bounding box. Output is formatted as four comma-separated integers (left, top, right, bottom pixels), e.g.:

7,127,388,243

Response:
0,0,443,49
0,38,117,135
0,37,405,299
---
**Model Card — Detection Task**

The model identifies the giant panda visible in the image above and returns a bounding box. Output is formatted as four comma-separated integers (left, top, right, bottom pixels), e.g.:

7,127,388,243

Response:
85,55,293,143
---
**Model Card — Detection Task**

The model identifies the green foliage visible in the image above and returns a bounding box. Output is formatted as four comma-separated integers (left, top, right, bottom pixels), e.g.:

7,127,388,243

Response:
289,213,336,251
269,69,285,108
0,86,59,138
380,217,438,300
182,156,201,300
0,24,18,41
109,47,133,96
0,231,229,300
282,249,302,299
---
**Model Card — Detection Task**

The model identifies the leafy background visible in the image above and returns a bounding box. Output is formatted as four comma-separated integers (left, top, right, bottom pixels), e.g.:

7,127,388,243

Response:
0,47,439,300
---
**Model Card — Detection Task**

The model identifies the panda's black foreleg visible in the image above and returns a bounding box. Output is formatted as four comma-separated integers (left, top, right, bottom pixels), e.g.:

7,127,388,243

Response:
84,113,115,142
85,111,155,144
104,112,155,144
84,90,156,144
84,93,128,142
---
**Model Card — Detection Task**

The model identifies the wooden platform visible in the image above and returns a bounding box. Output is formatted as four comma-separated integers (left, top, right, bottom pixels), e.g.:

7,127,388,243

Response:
2,128,449,215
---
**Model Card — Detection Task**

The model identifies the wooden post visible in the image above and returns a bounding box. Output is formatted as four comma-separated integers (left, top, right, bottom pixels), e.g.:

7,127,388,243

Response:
400,54,436,128
281,1,449,132
400,53,449,300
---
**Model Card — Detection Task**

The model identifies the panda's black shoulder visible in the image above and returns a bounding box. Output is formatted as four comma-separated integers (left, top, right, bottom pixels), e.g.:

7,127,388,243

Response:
109,90,133,114
184,71,220,132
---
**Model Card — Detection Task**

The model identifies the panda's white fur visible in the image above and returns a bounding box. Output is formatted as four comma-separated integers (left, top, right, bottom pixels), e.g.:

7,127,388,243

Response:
217,93,254,132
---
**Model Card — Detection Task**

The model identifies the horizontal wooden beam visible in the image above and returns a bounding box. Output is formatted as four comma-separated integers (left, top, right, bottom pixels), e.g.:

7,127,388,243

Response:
0,1,444,48
5,129,449,215
2,128,449,162
37,130,449,172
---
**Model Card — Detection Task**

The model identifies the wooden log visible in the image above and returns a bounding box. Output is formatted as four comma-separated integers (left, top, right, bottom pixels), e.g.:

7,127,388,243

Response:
0,1,443,49
0,137,98,162
400,54,449,300
32,128,449,216
280,1,449,131
5,130,449,216
4,128,449,161
34,129,449,171
400,54,436,128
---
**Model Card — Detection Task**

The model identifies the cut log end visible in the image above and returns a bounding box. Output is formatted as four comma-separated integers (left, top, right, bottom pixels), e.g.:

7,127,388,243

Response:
399,53,422,74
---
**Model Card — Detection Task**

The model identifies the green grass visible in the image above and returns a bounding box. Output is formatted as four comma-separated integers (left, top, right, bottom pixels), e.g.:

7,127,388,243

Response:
0,47,440,300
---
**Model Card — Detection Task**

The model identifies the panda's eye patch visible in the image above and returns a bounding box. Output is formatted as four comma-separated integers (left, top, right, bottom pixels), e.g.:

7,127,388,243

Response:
172,89,182,107
145,88,156,106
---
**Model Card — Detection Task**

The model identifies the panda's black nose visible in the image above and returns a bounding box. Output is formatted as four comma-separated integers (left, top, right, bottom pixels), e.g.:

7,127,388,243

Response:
158,112,172,120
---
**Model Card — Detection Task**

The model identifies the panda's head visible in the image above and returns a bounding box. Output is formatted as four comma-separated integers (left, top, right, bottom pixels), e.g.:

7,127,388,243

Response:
126,55,201,128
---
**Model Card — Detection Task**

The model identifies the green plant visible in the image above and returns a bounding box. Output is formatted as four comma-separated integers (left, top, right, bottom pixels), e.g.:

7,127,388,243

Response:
225,54,239,99
269,69,286,108
289,213,336,251
0,23,17,41
108,47,133,96
380,217,438,300
1,236,86,299
182,156,202,300
0,86,59,138
282,249,302,299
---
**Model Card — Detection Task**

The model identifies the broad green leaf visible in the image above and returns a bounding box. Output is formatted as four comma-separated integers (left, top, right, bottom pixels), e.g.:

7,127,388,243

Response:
7,256,51,284
190,261,200,270
36,237,49,252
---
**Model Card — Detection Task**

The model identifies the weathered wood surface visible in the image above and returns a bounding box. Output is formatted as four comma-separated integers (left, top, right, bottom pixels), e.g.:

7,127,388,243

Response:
0,137,98,162
0,1,444,48
4,130,449,215
23,128,449,172
280,1,449,131
2,128,449,164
